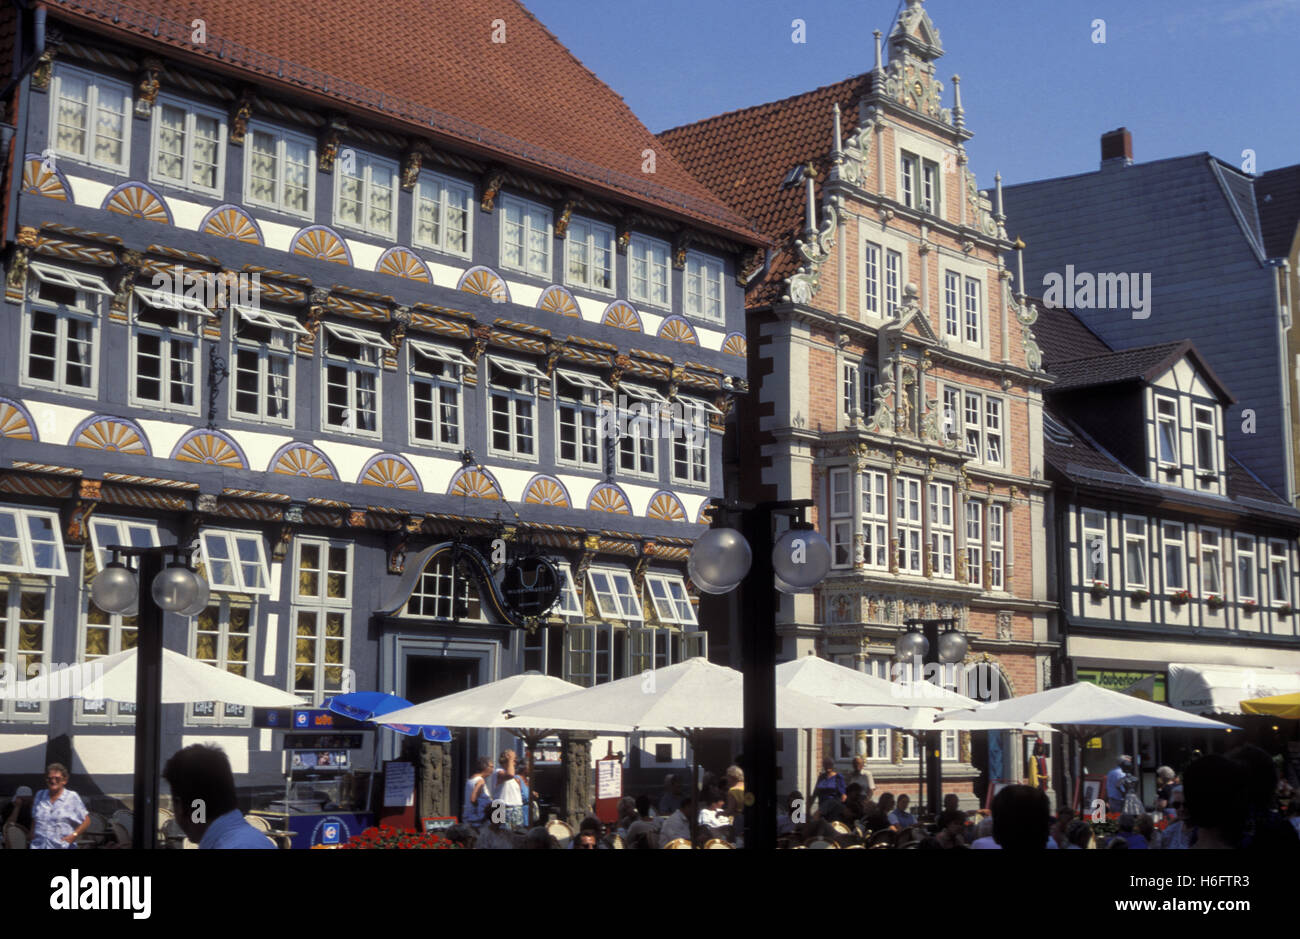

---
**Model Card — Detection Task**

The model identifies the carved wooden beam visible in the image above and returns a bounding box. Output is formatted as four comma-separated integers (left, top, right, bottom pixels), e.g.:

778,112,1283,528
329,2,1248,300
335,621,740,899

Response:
318,116,349,174
134,57,164,118
480,168,506,212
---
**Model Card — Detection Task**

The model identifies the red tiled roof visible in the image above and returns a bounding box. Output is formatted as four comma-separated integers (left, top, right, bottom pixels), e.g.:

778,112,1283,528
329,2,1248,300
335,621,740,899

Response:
46,0,761,243
659,73,874,302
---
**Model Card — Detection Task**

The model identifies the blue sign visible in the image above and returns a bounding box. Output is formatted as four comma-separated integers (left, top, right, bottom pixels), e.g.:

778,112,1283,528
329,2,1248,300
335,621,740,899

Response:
293,710,338,729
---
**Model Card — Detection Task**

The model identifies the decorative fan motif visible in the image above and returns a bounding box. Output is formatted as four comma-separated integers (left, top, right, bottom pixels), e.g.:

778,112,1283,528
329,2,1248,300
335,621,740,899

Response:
657,316,698,345
270,444,338,480
647,490,687,522
0,399,35,440
22,157,69,200
523,474,570,507
587,483,632,515
376,247,432,284
102,183,172,224
200,204,263,245
537,285,580,318
449,467,502,500
458,266,509,303
73,417,150,456
722,332,748,357
360,455,420,491
172,430,247,468
601,301,642,332
291,226,352,266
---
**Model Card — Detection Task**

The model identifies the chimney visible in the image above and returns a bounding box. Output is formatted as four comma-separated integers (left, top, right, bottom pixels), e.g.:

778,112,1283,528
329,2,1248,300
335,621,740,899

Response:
1101,127,1133,167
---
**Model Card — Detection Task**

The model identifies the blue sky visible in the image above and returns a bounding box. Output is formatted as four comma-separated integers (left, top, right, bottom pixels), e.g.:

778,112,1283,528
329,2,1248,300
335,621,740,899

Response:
527,0,1300,188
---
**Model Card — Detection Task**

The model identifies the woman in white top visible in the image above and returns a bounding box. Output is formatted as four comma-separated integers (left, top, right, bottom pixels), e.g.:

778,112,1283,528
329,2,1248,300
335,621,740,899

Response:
490,750,525,829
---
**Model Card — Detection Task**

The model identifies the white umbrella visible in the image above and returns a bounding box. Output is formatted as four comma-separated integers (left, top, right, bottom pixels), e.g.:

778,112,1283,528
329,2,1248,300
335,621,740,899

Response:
6,647,302,706
934,681,1235,732
374,672,628,731
776,655,983,708
828,706,1057,733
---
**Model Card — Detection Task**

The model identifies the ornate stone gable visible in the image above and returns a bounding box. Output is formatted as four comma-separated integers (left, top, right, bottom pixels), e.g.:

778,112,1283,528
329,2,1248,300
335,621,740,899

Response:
880,0,952,125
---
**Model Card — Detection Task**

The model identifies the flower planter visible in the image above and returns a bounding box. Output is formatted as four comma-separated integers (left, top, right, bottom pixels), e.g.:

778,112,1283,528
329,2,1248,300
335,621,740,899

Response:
1089,581,1109,601
1169,590,1191,607
1206,596,1225,612
1279,605,1293,619
1242,601,1257,616
1130,590,1150,604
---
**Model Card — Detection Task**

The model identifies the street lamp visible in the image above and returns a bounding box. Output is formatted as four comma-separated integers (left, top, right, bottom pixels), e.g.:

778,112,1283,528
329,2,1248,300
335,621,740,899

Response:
688,502,831,850
895,618,968,816
91,545,208,849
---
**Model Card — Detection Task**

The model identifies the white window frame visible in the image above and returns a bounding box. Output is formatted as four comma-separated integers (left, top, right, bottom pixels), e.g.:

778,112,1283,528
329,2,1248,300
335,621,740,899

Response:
842,361,861,422
149,93,227,197
1123,517,1149,590
1155,396,1179,467
900,151,918,208
128,289,209,415
408,339,470,450
885,249,902,317
1082,510,1108,584
586,567,643,623
929,482,954,579
671,411,709,487
321,322,390,437
1193,406,1217,474
186,595,256,727
244,120,315,220
629,234,671,310
1201,529,1222,596
963,276,982,345
862,470,889,569
413,171,474,258
958,390,1005,467
290,605,350,706
550,562,585,623
230,306,304,426
0,505,67,577
1236,536,1257,602
922,159,939,215
555,370,609,470
89,517,159,574
487,357,545,460
989,503,1005,590
617,388,661,480
863,241,880,316
644,573,697,626
1269,540,1290,605
0,579,54,722
829,467,854,569
895,476,923,574
944,270,960,339
684,251,725,324
22,263,111,397
77,590,138,724
333,146,399,240
292,538,352,607
49,63,131,173
404,554,484,622
198,528,271,595
500,194,553,278
1162,522,1186,592
965,500,983,587
564,216,615,294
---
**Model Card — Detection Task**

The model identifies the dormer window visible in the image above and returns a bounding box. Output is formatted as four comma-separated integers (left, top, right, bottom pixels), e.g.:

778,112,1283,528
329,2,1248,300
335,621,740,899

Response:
1193,407,1216,473
1155,397,1179,466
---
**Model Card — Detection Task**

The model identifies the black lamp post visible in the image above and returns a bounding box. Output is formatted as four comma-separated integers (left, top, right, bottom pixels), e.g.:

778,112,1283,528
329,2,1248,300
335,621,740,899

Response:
90,545,209,849
896,617,967,817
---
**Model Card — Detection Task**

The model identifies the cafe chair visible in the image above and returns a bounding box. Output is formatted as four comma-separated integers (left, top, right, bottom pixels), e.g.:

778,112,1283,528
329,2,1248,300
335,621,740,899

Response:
703,838,734,849
830,821,851,836
77,812,110,849
806,838,839,849
545,819,574,849
662,838,693,849
3,823,27,850
109,811,133,849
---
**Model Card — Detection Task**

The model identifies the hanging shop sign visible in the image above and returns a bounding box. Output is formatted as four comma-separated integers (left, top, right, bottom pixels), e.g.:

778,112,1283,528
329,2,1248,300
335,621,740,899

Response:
500,556,561,618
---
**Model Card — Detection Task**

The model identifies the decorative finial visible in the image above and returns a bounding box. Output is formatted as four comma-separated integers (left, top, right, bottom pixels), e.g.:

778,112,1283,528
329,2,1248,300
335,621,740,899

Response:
1014,237,1026,300
994,172,1005,221
831,103,843,164
804,164,817,237
951,74,964,130
873,30,883,74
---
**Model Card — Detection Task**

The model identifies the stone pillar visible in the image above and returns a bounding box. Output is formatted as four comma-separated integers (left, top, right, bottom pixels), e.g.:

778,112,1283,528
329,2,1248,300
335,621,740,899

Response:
561,731,596,828
410,739,451,821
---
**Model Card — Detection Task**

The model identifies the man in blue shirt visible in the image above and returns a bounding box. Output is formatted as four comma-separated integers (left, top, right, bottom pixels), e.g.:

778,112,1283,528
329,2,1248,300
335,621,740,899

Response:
162,743,275,849
1106,755,1133,814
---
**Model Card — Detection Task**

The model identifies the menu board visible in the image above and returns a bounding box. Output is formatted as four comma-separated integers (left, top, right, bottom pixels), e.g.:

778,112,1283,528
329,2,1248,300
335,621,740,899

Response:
596,759,621,800
383,761,415,807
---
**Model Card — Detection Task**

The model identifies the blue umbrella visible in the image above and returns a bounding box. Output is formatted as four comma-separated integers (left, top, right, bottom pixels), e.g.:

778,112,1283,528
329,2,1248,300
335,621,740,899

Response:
324,692,452,743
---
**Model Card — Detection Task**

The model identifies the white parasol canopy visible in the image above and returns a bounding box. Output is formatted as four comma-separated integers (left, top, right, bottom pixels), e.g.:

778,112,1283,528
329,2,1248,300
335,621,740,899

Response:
775,654,984,708
506,657,853,731
375,672,630,732
825,706,1056,733
5,647,303,706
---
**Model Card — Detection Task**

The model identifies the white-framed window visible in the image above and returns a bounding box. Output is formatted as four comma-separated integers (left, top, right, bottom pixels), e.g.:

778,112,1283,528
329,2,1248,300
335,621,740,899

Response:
900,152,918,208
1156,397,1179,466
0,506,67,577
958,390,1004,466
1201,529,1222,595
863,658,894,760
1269,540,1290,605
231,307,305,425
293,538,351,606
944,271,960,339
964,393,982,459
405,553,483,621
550,562,585,623
129,287,211,413
409,340,471,449
922,160,939,216
150,94,225,196
187,597,254,726
1236,536,1257,602
629,234,670,309
942,386,961,444
564,623,619,687
928,481,954,578
49,64,131,172
0,580,52,721
88,517,158,573
322,323,390,436
963,277,982,345
413,172,473,257
555,369,611,470
618,386,662,479
292,606,349,705
862,470,889,569
1162,523,1186,592
487,357,545,459
985,398,1004,465
565,217,615,293
245,122,315,218
500,194,553,278
829,467,854,568
78,592,137,723
885,250,902,317
586,568,643,622
23,262,112,395
1082,510,1108,584
685,252,725,324
199,528,270,595
989,504,1005,590
671,404,710,487
1194,406,1217,473
965,501,983,587
334,147,398,239
896,476,923,574
863,242,880,316
1123,517,1149,589
842,362,861,422
645,573,697,626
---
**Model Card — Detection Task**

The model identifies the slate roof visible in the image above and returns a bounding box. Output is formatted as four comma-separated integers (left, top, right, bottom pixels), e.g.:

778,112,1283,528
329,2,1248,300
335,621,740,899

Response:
1031,301,1111,368
1256,163,1300,260
45,0,761,242
658,73,874,303
1043,339,1235,404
